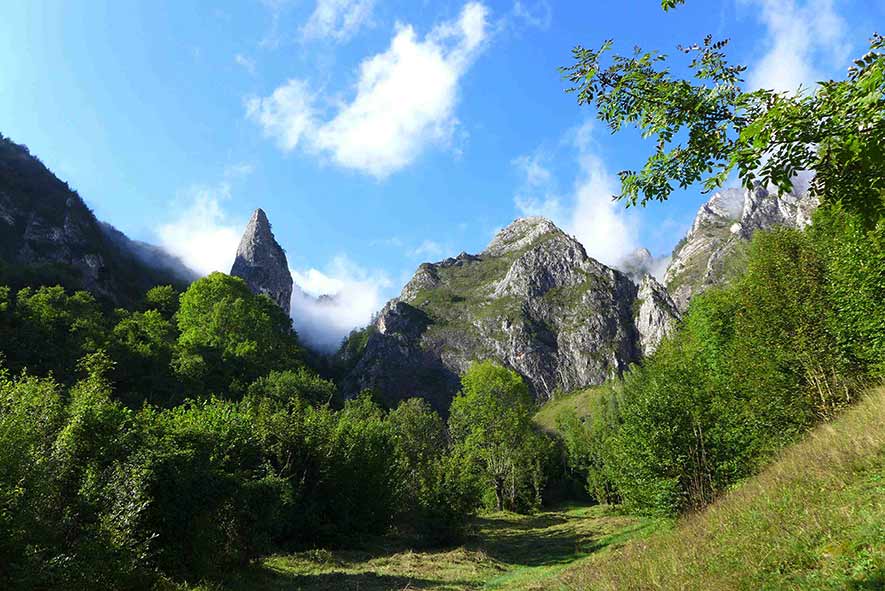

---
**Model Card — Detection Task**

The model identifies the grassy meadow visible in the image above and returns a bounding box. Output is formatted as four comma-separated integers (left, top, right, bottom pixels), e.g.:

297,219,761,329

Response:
173,505,661,591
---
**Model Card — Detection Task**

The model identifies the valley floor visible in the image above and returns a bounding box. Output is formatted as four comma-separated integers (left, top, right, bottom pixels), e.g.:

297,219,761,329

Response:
178,505,661,591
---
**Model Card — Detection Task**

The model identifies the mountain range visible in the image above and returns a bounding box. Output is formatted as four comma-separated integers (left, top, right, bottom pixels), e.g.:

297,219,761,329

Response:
0,132,817,410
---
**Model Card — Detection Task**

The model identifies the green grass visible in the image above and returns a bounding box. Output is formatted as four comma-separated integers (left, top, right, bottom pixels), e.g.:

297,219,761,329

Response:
543,385,885,591
173,505,659,591
532,387,601,433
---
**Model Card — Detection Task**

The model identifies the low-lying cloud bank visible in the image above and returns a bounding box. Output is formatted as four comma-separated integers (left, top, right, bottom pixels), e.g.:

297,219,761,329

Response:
290,256,392,352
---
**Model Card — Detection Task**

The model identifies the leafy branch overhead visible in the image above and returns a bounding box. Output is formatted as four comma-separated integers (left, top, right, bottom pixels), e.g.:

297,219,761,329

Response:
563,32,885,225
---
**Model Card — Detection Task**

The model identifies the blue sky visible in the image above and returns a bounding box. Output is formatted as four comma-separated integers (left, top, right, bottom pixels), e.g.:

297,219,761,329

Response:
2,0,882,349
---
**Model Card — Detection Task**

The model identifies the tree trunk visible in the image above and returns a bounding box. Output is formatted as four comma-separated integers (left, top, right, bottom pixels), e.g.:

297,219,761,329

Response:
494,478,504,511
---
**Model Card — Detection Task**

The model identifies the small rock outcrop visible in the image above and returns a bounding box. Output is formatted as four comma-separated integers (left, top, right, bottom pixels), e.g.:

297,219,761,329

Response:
635,274,680,356
664,181,818,312
341,217,676,413
230,209,293,315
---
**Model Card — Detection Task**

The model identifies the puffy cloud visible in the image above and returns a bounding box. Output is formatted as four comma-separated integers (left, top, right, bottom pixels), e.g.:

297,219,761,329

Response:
743,0,850,93
246,79,317,151
247,2,490,178
301,0,375,42
155,184,243,277
291,256,393,351
513,122,640,268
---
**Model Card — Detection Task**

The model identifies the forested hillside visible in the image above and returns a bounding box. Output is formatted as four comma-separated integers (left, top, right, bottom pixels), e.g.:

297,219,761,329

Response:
1,1,883,590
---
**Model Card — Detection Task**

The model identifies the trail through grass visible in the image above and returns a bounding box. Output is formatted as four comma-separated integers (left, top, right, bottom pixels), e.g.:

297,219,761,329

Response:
180,505,659,591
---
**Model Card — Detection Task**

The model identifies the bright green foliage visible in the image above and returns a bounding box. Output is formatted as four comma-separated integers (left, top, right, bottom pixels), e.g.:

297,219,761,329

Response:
550,387,885,591
561,207,884,516
108,308,178,406
556,385,624,504
247,368,336,406
135,397,287,577
449,361,553,512
8,285,106,379
175,273,300,394
810,206,885,376
563,33,885,224
389,398,480,543
143,284,179,318
660,0,685,9
0,361,151,590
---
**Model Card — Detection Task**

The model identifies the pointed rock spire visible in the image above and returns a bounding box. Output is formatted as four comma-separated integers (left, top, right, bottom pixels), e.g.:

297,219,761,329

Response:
230,208,293,315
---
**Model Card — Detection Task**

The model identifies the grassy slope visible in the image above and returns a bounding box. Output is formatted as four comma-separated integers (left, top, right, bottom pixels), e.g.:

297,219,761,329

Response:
533,387,600,433
175,506,660,591
545,386,885,591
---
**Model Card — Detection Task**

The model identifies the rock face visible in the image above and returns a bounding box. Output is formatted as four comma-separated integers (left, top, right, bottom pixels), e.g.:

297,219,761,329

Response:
230,209,293,315
341,217,680,413
0,133,194,304
664,181,818,312
635,274,680,356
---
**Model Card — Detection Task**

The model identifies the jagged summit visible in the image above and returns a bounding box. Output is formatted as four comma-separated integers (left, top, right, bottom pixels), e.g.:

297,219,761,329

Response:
664,182,818,311
341,216,679,412
230,208,293,315
484,216,561,257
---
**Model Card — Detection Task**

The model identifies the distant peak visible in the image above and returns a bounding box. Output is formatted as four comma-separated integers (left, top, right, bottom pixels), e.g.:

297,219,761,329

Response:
230,208,293,314
248,208,270,229
483,216,563,256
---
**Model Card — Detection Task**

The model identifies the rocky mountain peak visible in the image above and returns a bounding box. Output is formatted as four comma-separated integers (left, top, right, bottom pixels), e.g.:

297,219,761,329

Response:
341,217,679,413
664,181,818,312
0,133,193,304
230,208,293,315
635,274,681,356
483,216,561,257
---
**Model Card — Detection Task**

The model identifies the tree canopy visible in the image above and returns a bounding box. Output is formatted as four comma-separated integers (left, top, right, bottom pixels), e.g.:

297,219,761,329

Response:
563,27,885,224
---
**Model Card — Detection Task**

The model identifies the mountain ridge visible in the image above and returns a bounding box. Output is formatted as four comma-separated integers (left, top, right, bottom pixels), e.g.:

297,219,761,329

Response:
0,133,195,305
341,217,679,412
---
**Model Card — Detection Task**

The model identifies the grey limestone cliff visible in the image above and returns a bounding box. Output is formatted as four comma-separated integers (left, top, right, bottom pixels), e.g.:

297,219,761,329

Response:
635,274,680,356
230,208,293,315
342,217,680,413
664,181,818,312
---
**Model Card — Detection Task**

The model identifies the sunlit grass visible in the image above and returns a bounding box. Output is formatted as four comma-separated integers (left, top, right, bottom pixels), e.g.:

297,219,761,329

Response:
546,385,885,591
175,504,659,591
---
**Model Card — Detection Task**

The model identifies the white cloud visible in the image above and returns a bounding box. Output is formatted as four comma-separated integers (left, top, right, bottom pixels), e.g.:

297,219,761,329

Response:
302,0,375,42
246,80,317,151
291,255,393,351
247,2,490,178
513,122,640,268
234,53,256,75
155,184,244,276
411,239,447,259
743,0,850,93
512,1,552,31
